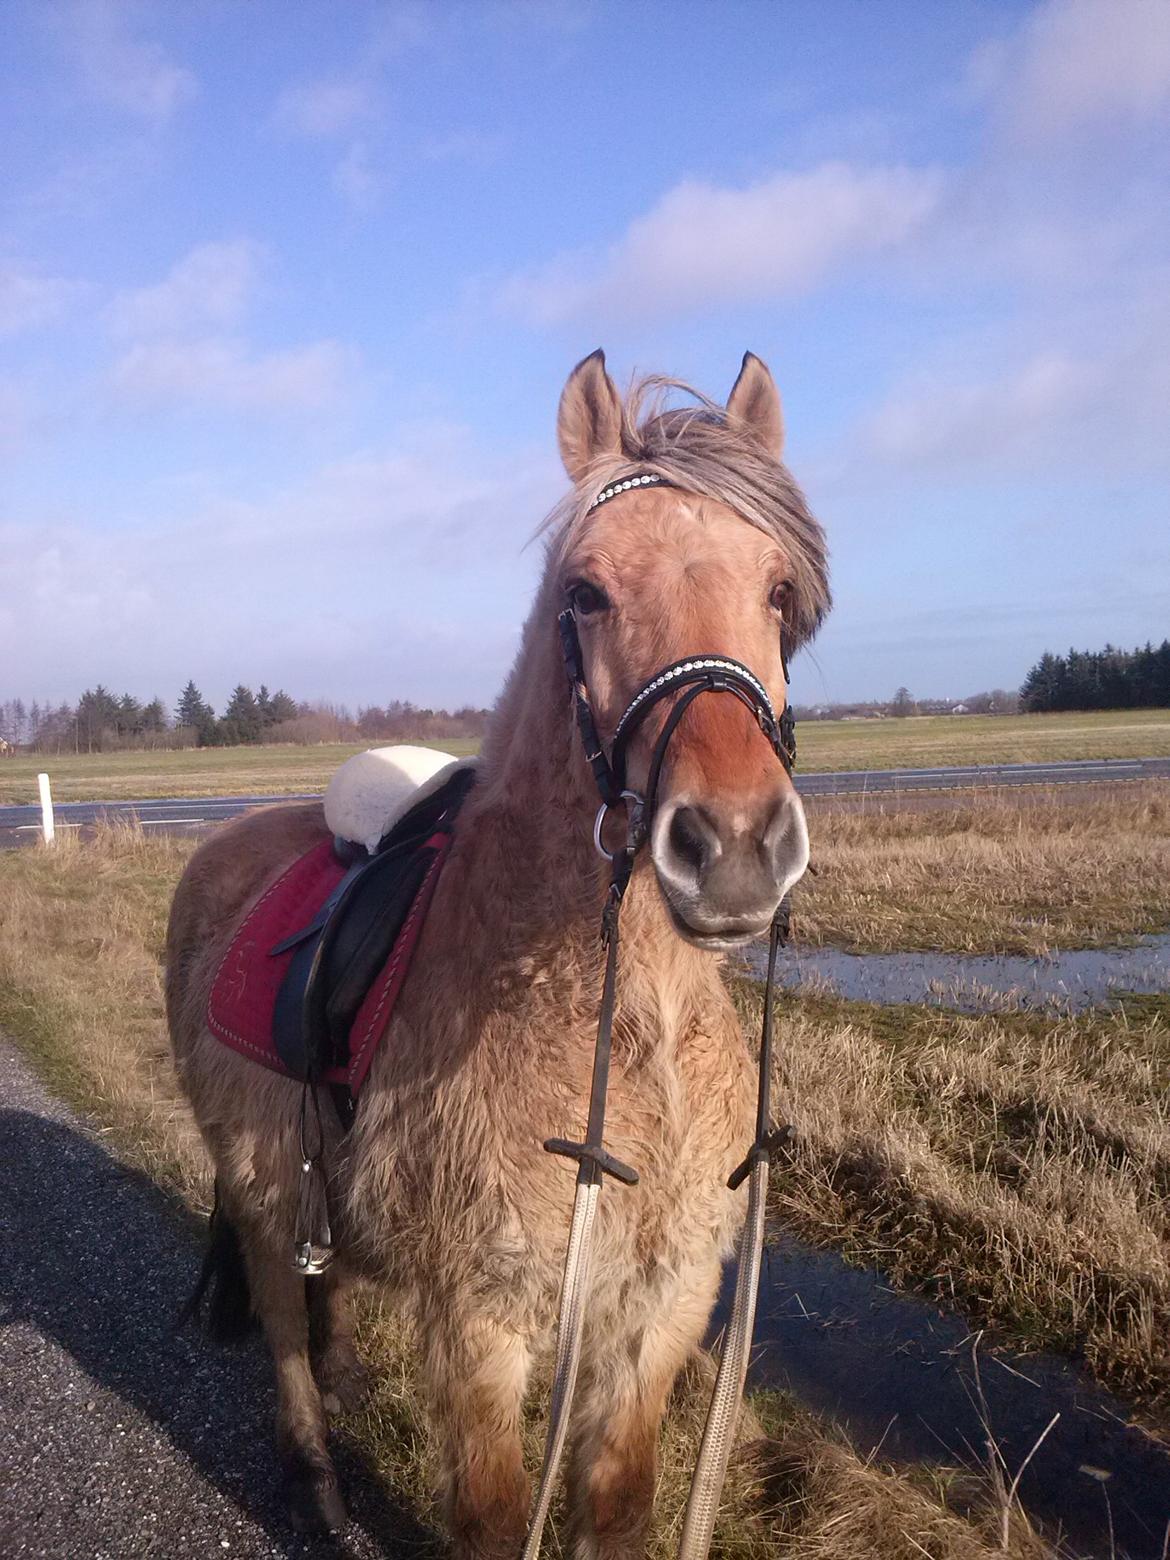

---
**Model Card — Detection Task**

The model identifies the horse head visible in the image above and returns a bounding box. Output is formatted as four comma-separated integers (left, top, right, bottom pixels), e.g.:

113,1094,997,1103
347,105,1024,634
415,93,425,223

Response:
553,349,831,951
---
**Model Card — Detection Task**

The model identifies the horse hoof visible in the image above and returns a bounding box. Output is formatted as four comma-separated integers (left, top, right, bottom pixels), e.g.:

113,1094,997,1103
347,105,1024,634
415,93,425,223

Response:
283,1466,349,1534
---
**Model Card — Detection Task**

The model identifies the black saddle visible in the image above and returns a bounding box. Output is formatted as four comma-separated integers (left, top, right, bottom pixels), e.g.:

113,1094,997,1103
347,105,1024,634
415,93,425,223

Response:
270,764,476,1123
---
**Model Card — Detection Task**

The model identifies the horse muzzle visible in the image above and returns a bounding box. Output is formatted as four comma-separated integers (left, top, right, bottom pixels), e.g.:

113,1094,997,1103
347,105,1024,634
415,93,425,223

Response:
650,787,809,950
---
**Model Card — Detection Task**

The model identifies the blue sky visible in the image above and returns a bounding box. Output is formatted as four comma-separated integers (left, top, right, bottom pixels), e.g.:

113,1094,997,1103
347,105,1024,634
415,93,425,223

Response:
2,0,1168,713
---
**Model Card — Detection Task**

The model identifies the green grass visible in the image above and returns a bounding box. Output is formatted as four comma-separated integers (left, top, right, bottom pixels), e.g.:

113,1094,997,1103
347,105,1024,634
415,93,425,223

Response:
794,706,1170,773
3,708,1169,803
0,739,480,804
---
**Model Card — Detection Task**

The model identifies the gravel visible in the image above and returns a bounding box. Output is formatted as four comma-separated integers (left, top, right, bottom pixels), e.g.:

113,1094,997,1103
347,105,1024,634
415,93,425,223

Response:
0,1035,432,1559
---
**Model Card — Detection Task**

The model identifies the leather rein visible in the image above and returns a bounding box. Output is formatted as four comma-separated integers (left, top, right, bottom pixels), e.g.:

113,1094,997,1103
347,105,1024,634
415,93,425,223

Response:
524,473,796,1558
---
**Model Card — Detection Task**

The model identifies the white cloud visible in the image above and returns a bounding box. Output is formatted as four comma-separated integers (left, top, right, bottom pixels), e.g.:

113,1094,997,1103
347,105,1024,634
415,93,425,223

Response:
109,336,352,414
66,0,197,121
106,239,264,338
0,263,81,337
972,0,1170,140
858,332,1170,477
1,426,559,707
273,78,375,138
498,161,942,324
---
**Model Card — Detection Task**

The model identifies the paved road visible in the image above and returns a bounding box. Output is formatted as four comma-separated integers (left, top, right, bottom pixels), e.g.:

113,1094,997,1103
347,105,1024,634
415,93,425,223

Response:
1,756,1167,846
795,753,1170,796
0,1034,433,1559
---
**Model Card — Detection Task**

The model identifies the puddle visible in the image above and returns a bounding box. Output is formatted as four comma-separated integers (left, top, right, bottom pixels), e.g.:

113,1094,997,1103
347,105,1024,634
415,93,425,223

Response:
743,934,1170,1013
714,1238,1170,1558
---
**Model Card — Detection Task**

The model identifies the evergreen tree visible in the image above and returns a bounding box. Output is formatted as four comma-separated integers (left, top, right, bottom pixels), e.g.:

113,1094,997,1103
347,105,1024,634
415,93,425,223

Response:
1020,640,1170,713
221,684,262,745
141,698,168,736
116,692,143,738
267,689,298,725
176,680,217,746
75,686,121,751
177,680,206,728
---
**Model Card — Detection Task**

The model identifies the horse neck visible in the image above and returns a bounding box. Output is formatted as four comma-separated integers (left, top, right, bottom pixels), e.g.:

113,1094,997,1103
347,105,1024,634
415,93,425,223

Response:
463,576,712,1015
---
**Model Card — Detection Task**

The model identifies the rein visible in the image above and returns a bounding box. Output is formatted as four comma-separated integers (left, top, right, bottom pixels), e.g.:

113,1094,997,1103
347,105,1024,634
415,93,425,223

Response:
523,474,795,1559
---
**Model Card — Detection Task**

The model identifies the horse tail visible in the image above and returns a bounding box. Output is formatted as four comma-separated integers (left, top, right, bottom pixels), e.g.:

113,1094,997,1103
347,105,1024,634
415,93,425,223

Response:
175,1179,257,1343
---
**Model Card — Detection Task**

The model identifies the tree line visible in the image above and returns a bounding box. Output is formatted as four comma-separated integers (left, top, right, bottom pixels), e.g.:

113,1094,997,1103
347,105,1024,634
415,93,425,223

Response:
1020,641,1170,713
0,682,490,754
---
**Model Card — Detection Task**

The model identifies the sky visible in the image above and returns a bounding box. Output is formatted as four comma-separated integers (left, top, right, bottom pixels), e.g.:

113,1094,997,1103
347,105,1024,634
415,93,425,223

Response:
2,0,1168,714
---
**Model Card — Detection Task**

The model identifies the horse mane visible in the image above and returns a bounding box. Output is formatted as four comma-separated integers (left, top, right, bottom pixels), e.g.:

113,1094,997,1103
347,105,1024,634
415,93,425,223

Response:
544,374,832,651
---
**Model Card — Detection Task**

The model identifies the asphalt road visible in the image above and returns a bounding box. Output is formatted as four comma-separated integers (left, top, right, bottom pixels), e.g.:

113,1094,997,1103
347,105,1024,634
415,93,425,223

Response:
1,756,1168,846
0,1034,432,1559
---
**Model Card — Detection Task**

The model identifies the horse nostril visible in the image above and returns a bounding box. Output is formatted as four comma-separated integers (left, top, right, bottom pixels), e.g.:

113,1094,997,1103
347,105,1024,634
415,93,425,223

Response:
668,805,720,877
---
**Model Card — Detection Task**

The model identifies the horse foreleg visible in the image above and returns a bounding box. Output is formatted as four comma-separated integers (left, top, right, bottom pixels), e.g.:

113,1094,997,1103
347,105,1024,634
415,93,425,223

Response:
568,1271,719,1560
242,1237,348,1533
422,1306,532,1560
308,1263,372,1416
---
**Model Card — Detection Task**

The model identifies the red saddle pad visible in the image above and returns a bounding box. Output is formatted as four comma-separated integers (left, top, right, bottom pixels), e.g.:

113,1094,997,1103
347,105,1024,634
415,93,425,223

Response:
207,834,450,1097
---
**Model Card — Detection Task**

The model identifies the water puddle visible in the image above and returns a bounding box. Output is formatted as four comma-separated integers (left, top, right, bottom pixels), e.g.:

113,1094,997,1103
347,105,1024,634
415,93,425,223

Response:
715,1238,1170,1558
743,934,1170,1013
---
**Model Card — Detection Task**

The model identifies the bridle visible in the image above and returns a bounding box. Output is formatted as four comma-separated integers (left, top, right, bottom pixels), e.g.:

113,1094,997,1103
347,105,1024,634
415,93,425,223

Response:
560,616,796,855
523,473,797,1559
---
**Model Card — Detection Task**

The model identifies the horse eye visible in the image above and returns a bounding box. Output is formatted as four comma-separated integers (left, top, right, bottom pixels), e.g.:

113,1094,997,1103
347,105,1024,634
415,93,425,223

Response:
769,581,793,614
569,580,608,616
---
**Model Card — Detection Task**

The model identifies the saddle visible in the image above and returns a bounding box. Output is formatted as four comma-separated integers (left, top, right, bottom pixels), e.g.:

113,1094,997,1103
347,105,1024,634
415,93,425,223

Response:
207,762,475,1126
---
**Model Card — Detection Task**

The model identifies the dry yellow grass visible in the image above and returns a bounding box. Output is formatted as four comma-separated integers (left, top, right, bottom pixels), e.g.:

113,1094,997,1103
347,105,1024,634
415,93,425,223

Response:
0,825,1050,1557
798,782,1170,952
735,985,1170,1416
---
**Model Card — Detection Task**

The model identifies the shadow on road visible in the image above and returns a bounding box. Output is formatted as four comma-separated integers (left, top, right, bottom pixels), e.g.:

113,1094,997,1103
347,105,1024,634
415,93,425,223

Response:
0,1106,440,1558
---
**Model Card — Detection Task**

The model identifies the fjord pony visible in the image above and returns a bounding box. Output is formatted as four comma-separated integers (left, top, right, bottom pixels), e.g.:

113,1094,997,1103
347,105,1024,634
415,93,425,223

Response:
166,351,830,1557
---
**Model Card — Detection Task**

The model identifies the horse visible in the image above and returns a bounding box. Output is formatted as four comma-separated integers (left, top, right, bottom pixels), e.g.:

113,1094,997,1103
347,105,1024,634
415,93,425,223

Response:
165,349,831,1558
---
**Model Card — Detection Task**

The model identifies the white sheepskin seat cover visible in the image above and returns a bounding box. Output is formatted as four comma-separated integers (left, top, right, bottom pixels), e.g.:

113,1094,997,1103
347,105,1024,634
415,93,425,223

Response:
324,744,475,855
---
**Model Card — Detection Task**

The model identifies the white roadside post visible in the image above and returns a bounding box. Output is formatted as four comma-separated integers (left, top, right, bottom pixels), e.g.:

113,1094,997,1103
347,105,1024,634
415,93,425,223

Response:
37,772,56,845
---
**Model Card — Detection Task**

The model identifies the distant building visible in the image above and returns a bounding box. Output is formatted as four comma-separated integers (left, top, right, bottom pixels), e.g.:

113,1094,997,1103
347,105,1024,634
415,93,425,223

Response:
950,703,970,715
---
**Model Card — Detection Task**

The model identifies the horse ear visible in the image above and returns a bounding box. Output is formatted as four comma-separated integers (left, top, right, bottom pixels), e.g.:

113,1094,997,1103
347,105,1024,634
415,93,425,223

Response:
727,351,784,458
557,349,623,484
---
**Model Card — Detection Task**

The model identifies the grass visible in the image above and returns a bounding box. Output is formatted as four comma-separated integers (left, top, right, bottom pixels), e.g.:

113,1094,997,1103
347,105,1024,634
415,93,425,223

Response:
0,739,481,805
0,824,1055,1557
793,707,1170,773
3,707,1169,805
734,983,1170,1418
798,782,1170,952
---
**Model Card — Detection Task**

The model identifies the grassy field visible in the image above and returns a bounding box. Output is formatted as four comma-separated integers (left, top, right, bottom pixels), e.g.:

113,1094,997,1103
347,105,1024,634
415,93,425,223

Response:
737,983,1170,1412
0,739,479,805
0,823,1069,1557
2,706,1169,804
799,782,1170,953
795,706,1170,772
